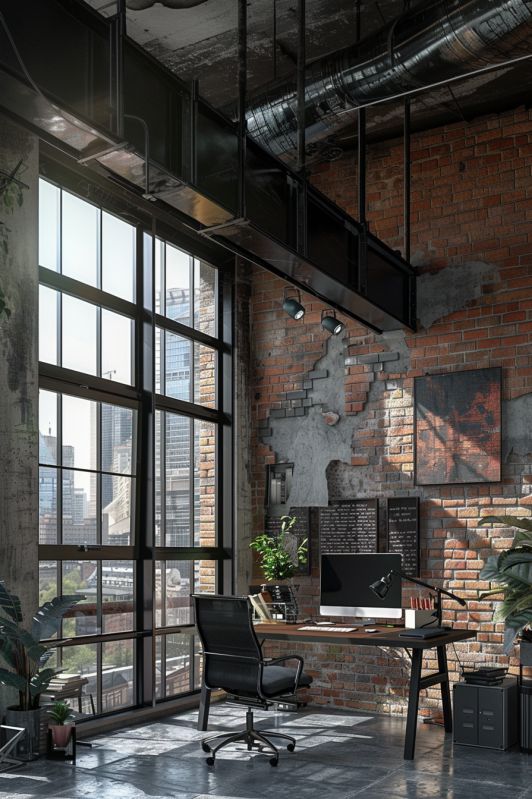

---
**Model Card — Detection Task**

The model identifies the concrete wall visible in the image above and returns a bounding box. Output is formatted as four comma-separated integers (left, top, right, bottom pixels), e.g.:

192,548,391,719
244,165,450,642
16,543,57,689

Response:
246,104,532,716
0,114,39,708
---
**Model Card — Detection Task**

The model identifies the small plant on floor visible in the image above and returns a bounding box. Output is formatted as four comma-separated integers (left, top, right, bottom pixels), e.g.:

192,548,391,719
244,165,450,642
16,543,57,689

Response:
250,515,308,581
478,514,532,653
47,701,74,726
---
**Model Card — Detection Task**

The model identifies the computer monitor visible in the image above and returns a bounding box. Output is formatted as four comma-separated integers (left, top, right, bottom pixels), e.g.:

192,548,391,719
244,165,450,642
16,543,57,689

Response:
320,553,403,619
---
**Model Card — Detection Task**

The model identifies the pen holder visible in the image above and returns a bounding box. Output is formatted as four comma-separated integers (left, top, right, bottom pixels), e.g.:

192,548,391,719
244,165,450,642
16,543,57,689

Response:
404,609,438,629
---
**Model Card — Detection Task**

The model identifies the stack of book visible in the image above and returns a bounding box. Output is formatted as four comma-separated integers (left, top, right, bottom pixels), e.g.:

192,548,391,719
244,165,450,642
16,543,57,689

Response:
462,666,508,686
45,673,87,696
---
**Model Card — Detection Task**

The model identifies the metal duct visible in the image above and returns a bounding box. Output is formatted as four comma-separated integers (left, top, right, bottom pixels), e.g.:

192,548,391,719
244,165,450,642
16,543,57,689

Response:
247,0,532,156
126,0,208,9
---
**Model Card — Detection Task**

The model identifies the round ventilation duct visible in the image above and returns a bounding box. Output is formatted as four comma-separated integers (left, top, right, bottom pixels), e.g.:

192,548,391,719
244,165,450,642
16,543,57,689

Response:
126,0,209,9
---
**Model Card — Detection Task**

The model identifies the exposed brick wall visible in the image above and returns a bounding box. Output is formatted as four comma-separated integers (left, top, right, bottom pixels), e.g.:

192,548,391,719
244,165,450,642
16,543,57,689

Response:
247,105,532,716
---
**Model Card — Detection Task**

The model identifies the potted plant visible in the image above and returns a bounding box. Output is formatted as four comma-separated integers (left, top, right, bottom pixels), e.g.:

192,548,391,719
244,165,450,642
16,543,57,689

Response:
0,581,84,759
250,515,308,621
47,701,75,748
479,515,532,655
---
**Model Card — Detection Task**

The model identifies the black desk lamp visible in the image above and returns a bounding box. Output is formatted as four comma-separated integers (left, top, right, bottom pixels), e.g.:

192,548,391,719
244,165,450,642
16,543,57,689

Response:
369,570,466,627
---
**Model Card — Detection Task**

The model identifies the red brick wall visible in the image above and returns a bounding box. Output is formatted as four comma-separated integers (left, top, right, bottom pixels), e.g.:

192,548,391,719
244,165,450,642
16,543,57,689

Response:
248,105,532,716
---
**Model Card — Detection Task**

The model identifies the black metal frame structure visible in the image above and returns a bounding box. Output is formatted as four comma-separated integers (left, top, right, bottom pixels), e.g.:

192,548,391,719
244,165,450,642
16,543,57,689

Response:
37,153,234,721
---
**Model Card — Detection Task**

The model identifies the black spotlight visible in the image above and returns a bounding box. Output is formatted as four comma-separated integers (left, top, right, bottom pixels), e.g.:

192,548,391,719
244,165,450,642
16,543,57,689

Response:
283,288,305,320
321,309,344,335
369,573,392,599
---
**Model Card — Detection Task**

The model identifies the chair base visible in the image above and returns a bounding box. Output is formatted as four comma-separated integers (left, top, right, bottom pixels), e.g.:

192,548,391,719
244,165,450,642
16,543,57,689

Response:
201,707,296,767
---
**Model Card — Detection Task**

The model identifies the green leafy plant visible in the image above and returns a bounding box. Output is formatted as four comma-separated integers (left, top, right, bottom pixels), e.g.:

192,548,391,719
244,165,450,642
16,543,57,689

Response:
250,515,308,581
0,580,85,710
479,515,532,653
47,700,74,726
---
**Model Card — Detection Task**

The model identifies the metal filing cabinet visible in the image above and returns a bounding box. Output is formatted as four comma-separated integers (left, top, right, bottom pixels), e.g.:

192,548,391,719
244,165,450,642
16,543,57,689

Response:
453,677,519,750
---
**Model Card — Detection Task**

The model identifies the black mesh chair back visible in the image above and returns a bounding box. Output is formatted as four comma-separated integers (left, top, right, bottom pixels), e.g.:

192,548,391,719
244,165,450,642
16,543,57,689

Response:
193,594,263,696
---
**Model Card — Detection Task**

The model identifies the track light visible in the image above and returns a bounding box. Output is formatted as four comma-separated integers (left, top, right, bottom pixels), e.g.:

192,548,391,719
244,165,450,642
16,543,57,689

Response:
321,310,344,335
283,288,305,320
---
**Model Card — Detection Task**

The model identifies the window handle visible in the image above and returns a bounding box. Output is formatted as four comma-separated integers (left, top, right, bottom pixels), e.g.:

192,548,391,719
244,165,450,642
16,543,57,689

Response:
77,544,103,552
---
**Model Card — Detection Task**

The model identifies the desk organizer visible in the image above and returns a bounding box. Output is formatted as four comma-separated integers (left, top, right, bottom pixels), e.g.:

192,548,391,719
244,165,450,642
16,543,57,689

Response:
404,609,438,629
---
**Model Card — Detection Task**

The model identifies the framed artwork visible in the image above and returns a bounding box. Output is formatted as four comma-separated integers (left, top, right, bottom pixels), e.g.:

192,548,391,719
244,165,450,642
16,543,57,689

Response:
414,367,501,486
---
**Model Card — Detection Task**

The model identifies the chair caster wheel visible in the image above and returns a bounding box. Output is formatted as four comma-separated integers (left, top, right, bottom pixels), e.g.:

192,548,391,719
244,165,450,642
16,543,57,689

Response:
206,756,215,766
201,742,211,753
287,743,295,752
270,757,279,767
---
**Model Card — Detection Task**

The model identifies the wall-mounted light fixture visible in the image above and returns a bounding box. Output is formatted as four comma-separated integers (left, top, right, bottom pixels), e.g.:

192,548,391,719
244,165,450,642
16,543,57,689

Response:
321,309,344,335
283,287,305,320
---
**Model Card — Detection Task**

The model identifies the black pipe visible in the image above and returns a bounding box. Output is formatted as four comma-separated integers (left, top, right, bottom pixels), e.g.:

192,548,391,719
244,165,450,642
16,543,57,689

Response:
297,0,306,174
357,107,366,226
237,0,247,218
403,97,411,263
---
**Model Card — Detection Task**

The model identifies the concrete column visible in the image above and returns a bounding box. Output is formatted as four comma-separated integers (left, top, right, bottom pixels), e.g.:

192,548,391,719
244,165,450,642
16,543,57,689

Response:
233,259,253,594
0,114,39,636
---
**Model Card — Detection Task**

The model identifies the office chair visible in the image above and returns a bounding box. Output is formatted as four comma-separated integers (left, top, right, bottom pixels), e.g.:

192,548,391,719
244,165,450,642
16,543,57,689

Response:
193,594,312,767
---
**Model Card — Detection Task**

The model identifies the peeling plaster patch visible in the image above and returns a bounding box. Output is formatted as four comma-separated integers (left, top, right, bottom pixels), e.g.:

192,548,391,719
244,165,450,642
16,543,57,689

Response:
417,261,498,329
503,394,532,460
380,329,410,372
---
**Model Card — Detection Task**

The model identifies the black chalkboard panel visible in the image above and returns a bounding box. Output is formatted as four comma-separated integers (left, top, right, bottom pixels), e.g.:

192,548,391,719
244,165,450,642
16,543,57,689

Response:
264,507,311,574
386,497,420,577
319,499,378,554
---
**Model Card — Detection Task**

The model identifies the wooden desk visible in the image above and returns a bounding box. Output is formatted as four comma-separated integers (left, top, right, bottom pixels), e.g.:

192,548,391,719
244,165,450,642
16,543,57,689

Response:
197,623,476,760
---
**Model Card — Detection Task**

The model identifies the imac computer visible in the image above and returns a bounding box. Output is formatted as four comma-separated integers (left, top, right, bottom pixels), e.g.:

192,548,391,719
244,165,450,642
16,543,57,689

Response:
320,553,403,620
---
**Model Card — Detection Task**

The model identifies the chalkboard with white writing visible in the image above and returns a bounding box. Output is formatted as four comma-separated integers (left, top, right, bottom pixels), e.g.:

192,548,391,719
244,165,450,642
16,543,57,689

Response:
386,497,420,577
319,499,378,554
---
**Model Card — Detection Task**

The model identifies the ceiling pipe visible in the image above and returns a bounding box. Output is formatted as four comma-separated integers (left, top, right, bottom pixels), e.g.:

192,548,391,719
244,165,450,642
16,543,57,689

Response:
246,0,532,156
125,0,208,9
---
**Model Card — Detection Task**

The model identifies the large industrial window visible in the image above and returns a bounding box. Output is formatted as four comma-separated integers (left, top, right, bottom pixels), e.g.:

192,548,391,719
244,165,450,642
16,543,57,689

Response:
38,170,232,720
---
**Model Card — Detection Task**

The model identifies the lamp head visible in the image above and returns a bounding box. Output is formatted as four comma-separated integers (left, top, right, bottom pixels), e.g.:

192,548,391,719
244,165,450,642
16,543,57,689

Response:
369,572,392,599
283,288,305,320
321,309,345,336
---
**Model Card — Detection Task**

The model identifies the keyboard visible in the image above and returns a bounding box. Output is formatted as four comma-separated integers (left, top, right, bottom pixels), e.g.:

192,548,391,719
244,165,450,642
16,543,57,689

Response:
298,625,357,632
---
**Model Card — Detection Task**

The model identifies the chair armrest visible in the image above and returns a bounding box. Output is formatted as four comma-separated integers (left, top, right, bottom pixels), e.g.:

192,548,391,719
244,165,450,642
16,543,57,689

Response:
260,654,304,692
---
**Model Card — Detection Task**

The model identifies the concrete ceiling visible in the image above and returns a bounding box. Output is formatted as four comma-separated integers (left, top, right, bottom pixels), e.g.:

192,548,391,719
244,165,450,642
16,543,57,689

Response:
83,0,532,164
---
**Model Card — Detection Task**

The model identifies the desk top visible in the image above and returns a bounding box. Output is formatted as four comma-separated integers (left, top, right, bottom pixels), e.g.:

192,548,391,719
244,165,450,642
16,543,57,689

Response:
255,623,476,649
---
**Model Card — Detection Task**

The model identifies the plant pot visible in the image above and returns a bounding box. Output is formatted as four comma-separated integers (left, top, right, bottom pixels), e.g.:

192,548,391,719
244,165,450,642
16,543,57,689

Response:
49,724,73,749
520,639,532,667
5,706,42,761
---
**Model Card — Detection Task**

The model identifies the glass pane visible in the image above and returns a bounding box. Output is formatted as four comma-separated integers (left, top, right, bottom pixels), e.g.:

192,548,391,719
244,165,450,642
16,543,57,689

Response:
102,475,135,545
39,285,58,365
62,561,98,637
164,330,191,402
194,635,203,690
155,327,163,394
194,259,216,336
102,561,135,633
165,560,192,627
194,342,217,408
59,643,98,713
62,295,97,375
194,420,216,547
102,639,135,712
102,211,135,302
101,309,133,385
196,560,216,596
166,633,192,698
62,395,97,471
39,179,60,271
39,466,58,544
39,390,57,465
155,238,164,315
62,469,97,546
39,561,58,607
101,404,135,475
165,414,190,547
155,636,163,699
166,244,190,325
62,191,99,287
155,410,162,547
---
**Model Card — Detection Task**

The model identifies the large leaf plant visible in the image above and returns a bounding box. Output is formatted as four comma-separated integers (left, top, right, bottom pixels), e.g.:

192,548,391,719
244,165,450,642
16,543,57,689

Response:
250,515,308,581
479,515,532,653
0,581,84,710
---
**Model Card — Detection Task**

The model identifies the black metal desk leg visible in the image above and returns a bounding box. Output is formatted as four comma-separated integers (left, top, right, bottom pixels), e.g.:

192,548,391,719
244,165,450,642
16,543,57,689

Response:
404,648,423,760
197,682,211,731
437,644,452,733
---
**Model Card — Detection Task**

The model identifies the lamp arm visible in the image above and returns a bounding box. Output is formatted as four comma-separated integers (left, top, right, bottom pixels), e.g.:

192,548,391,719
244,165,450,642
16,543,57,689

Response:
390,570,466,606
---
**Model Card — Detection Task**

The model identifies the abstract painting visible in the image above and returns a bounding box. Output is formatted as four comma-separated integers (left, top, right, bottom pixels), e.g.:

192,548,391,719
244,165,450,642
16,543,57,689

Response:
414,367,501,485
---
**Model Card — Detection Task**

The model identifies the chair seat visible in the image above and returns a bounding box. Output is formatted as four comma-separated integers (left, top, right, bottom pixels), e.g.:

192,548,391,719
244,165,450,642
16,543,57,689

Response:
261,665,312,697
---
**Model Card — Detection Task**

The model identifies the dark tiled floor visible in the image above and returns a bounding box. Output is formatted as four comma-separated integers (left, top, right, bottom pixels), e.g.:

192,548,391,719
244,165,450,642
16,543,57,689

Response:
0,704,530,798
